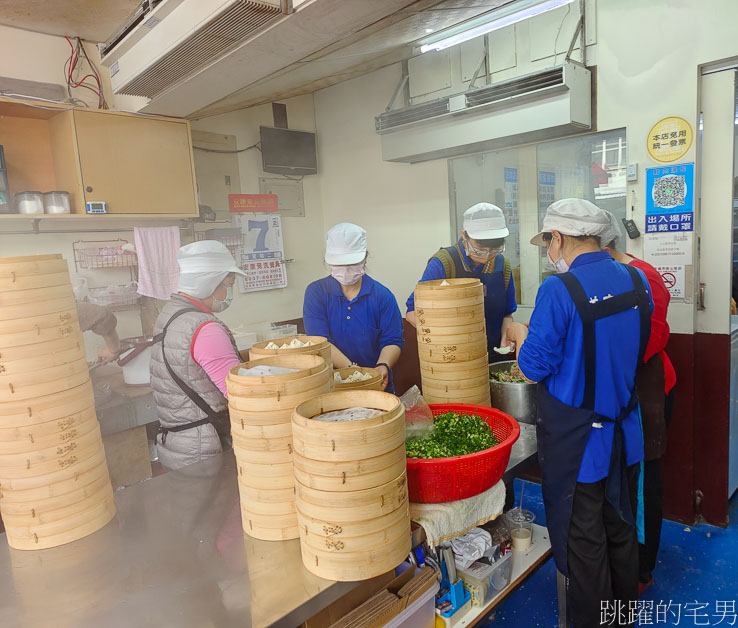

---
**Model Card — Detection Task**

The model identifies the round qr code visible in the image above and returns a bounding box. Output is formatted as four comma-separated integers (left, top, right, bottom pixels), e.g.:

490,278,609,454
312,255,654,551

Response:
652,174,686,209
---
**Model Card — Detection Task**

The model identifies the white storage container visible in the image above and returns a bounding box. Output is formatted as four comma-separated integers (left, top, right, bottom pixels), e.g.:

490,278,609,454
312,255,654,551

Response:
43,191,71,214
384,580,440,628
15,191,44,214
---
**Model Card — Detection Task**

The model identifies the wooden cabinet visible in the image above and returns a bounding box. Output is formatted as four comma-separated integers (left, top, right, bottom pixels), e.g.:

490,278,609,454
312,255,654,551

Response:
0,98,198,217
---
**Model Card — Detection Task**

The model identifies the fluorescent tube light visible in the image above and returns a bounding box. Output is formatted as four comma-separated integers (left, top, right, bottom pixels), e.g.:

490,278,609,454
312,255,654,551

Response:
420,0,576,54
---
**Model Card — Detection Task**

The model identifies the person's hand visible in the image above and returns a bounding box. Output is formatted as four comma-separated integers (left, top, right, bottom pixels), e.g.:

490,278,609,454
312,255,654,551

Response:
505,322,529,350
97,346,118,365
376,364,390,390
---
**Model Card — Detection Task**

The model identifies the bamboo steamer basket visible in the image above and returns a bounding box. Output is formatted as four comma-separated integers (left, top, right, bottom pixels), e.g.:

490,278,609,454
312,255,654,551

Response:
299,528,411,582
0,320,80,349
0,271,71,293
298,505,410,553
0,254,68,273
415,278,484,301
416,319,486,336
0,283,71,306
0,412,98,454
415,306,485,326
417,330,487,346
0,456,108,503
249,335,333,369
297,502,409,540
0,342,85,377
295,471,408,522
0,425,102,469
0,332,84,365
0,433,103,480
425,389,492,405
227,353,331,541
5,492,115,550
332,367,383,391
0,307,78,335
0,294,77,321
419,354,489,378
292,449,406,492
421,372,491,391
418,342,488,364
0,385,94,429
0,404,95,442
422,382,492,401
0,357,89,402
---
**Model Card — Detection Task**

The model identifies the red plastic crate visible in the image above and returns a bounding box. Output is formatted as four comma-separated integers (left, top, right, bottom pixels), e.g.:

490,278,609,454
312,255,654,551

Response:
406,404,520,503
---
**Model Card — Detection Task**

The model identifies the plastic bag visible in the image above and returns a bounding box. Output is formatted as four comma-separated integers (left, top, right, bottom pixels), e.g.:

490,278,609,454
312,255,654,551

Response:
399,385,434,440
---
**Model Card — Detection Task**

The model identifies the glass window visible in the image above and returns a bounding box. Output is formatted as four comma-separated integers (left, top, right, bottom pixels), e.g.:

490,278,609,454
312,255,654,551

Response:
449,128,627,305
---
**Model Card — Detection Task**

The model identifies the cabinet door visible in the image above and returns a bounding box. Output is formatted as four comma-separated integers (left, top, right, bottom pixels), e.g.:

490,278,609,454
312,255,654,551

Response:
73,110,198,215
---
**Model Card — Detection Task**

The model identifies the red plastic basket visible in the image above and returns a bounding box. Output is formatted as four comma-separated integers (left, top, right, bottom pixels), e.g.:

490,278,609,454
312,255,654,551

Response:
406,404,520,503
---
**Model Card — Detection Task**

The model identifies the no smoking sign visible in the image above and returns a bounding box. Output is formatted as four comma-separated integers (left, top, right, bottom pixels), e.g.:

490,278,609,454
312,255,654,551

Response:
656,265,685,299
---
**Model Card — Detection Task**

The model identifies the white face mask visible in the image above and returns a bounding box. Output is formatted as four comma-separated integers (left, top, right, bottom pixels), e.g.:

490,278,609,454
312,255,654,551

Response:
330,262,365,286
211,285,233,312
548,247,570,274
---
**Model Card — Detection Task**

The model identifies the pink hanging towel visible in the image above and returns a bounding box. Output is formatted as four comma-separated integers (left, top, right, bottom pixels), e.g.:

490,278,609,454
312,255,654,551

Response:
134,226,181,300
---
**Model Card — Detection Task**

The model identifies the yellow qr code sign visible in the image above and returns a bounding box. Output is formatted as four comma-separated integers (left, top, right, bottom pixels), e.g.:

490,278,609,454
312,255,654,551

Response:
647,116,693,163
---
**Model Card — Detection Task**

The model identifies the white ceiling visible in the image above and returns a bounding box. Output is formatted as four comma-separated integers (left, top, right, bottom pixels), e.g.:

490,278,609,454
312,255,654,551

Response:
192,0,511,118
0,0,141,42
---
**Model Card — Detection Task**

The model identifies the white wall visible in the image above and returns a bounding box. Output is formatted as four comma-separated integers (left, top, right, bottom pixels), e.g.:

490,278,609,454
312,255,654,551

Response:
190,95,327,329
314,64,449,311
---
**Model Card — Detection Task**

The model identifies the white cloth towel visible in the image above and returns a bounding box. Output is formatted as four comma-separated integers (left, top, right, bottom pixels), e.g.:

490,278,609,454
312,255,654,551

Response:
449,528,493,569
409,480,505,546
134,227,180,300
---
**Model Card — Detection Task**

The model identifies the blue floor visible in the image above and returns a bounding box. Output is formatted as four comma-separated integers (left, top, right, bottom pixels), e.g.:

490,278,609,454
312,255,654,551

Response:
482,480,738,627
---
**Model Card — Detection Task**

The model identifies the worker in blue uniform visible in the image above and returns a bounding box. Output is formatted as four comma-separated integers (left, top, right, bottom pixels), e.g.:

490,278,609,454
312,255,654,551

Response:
505,199,652,628
303,223,404,393
406,203,516,360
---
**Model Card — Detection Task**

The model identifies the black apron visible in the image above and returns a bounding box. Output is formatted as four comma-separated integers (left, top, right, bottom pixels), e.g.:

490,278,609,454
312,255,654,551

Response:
154,308,239,445
536,264,651,577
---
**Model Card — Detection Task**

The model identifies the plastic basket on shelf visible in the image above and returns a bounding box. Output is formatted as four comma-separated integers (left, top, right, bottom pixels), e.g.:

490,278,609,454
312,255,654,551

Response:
406,404,520,504
88,282,140,307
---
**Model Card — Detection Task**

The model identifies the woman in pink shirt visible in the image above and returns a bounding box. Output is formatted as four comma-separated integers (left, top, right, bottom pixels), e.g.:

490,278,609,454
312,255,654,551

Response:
150,241,246,470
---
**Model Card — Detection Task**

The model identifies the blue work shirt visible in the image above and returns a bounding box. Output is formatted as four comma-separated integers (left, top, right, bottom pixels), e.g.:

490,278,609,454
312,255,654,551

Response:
405,247,517,316
303,275,405,393
517,252,652,482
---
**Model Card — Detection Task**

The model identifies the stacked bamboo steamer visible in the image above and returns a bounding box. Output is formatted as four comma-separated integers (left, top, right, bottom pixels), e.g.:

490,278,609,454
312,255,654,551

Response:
414,278,492,405
0,254,115,550
292,390,411,581
226,354,331,541
249,335,333,370
332,367,383,391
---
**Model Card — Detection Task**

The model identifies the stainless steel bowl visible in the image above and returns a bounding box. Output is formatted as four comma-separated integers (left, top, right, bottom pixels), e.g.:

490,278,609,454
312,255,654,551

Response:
489,360,538,424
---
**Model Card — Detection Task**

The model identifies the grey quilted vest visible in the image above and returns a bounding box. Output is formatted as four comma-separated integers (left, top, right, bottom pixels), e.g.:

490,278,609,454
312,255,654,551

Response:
150,295,237,470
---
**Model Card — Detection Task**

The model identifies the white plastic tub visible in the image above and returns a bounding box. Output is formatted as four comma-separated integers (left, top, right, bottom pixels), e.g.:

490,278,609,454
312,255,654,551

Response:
384,579,440,628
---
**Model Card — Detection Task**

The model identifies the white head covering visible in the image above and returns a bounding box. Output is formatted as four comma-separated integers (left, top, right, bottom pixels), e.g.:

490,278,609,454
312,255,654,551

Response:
177,240,245,298
325,223,367,265
530,198,611,247
599,210,624,248
463,203,509,239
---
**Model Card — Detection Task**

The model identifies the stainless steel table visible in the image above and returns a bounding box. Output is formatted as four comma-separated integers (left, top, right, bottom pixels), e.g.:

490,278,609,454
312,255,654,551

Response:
0,425,539,628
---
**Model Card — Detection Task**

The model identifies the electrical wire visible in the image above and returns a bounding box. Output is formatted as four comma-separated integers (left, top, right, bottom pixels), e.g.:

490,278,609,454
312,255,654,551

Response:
552,3,572,67
192,142,261,154
64,35,108,109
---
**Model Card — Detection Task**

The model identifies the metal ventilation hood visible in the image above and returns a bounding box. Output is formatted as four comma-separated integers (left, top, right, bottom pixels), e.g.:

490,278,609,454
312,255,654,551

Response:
377,63,592,163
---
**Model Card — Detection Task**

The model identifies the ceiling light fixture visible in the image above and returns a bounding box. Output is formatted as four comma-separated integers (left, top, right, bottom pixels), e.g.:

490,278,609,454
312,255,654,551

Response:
419,0,576,54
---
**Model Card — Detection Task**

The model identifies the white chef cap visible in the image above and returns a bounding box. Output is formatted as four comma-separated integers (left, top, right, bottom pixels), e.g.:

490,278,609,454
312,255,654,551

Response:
463,203,509,239
325,223,367,265
599,210,624,248
530,198,611,246
177,241,245,298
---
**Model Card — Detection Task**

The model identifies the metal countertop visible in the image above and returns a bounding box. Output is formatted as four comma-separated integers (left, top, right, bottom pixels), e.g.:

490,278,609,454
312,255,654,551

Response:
0,424,537,628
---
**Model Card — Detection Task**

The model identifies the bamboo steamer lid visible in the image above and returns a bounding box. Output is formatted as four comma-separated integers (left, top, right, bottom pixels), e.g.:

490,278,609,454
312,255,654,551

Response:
295,472,408,522
292,453,406,493
299,529,411,582
414,278,483,301
332,367,383,391
4,492,115,550
0,412,98,453
249,335,332,368
298,507,410,554
0,308,78,335
0,357,90,403
226,354,329,393
0,456,108,503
